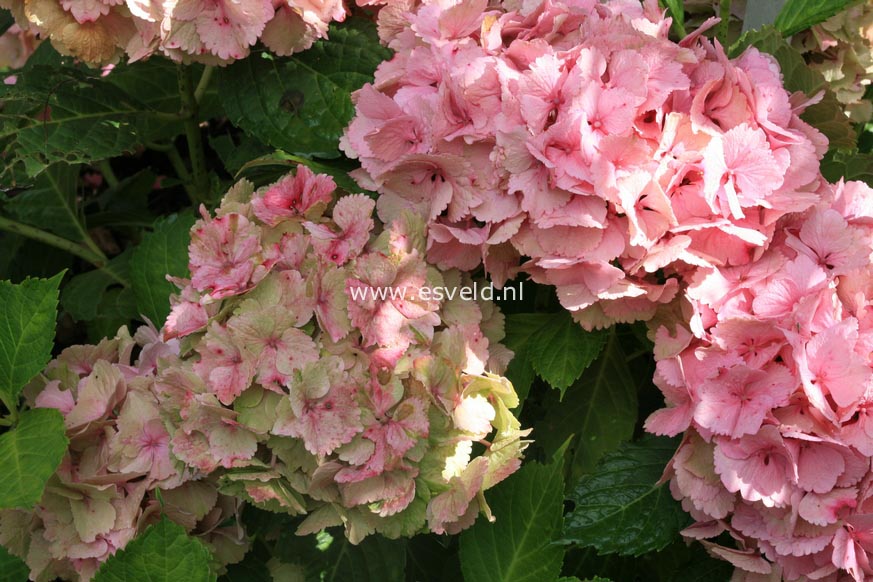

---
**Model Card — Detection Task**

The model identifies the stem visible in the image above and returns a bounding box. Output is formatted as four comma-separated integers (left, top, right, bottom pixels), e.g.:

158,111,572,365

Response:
146,140,196,200
0,214,106,264
145,140,173,152
151,111,187,122
194,66,215,105
3,404,16,426
98,159,119,188
178,66,210,206
717,0,731,45
165,144,194,185
0,215,127,285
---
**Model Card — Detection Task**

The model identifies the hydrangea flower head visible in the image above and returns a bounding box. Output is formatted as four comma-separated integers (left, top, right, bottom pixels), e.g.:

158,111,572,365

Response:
793,2,873,122
159,166,529,542
0,327,246,581
342,0,828,331
648,180,873,581
1,0,348,65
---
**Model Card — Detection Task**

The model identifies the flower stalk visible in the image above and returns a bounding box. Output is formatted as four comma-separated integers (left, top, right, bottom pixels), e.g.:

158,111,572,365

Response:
178,65,211,206
0,215,126,285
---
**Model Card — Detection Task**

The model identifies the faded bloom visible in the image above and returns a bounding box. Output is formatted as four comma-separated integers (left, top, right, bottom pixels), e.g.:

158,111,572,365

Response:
0,326,247,581
158,167,529,542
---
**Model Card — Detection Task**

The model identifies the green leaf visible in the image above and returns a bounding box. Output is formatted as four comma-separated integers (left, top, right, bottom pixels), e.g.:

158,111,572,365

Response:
0,60,198,183
209,133,274,178
0,543,28,582
561,437,689,557
320,536,406,582
533,329,638,482
774,0,861,37
821,149,873,185
802,93,859,150
502,313,547,402
93,516,215,582
2,163,88,242
0,235,73,284
86,287,139,343
219,24,391,158
94,169,159,225
0,273,62,408
459,456,566,582
220,552,271,582
0,67,138,178
104,60,221,143
0,408,68,510
562,539,732,582
731,26,856,149
129,213,196,326
61,250,130,322
530,312,607,395
405,534,463,582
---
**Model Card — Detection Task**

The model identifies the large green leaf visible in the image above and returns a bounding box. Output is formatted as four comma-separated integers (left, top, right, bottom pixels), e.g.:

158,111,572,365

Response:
0,235,73,284
2,163,88,241
405,535,463,582
105,60,221,143
561,437,689,557
533,329,638,482
731,26,856,150
0,408,69,510
270,527,406,582
501,313,547,402
93,517,215,582
563,540,732,582
774,0,861,36
61,250,131,322
321,536,406,582
0,67,140,178
530,312,607,395
821,149,873,185
0,61,191,180
0,544,28,582
86,287,139,343
459,456,565,582
219,24,391,158
220,543,271,582
129,213,196,327
0,273,61,409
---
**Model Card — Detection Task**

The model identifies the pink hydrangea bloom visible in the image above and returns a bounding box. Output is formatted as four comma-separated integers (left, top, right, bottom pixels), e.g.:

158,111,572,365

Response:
252,165,336,226
342,0,827,331
649,180,873,580
188,208,272,300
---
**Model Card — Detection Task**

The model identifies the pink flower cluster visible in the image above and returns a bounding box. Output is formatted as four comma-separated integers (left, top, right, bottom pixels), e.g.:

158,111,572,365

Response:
342,0,828,331
157,166,527,542
647,179,873,581
1,0,346,65
0,326,247,581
